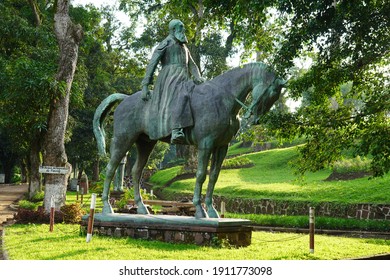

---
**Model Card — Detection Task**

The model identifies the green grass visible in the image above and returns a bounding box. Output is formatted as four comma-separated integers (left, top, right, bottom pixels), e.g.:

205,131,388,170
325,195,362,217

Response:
226,142,253,157
226,213,390,232
150,147,390,204
3,224,389,260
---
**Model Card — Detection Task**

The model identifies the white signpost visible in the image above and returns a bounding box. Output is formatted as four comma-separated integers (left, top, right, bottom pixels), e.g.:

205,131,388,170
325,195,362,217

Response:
39,166,69,174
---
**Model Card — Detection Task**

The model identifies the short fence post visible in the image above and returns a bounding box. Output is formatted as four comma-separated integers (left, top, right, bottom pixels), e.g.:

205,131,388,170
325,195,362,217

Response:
220,201,226,218
49,195,55,232
76,185,79,201
86,193,97,243
309,207,315,253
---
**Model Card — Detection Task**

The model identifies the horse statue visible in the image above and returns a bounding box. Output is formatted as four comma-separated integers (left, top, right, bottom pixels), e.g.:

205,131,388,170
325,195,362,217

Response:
93,62,285,218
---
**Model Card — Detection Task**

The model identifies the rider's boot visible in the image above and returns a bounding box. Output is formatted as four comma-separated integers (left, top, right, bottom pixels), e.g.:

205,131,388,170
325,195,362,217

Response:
171,128,185,144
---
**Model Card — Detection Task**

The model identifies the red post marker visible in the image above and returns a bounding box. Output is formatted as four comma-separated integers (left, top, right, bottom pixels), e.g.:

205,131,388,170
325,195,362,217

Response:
86,193,97,243
49,196,55,232
309,207,315,253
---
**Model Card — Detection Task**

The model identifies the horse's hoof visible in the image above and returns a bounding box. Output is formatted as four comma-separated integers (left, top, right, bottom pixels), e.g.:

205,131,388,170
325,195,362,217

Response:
207,208,220,218
102,202,114,214
195,206,209,219
137,203,150,215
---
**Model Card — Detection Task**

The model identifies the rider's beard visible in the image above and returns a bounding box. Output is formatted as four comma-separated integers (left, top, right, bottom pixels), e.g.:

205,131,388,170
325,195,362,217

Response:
175,30,188,44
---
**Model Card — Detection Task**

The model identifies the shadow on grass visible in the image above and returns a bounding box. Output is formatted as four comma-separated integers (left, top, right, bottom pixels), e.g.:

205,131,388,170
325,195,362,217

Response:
123,236,203,252
42,248,108,260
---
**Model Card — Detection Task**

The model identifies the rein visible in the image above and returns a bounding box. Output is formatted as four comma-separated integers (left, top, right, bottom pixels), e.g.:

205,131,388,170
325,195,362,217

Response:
234,78,276,121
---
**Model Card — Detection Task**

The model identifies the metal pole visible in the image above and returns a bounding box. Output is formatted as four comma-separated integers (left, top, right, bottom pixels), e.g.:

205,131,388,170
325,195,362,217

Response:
86,193,97,243
49,195,55,232
309,207,315,253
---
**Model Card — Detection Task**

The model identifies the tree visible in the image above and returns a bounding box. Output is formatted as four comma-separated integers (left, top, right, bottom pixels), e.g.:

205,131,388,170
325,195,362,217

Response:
262,0,390,177
42,0,82,212
0,0,57,193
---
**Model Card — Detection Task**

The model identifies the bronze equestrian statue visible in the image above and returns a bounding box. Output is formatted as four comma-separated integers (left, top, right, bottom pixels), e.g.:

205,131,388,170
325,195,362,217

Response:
93,20,285,219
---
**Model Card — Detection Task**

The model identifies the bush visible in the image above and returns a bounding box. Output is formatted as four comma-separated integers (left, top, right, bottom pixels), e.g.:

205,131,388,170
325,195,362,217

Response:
30,191,45,203
18,200,39,211
15,203,85,224
60,203,85,224
115,188,152,210
332,156,371,174
15,207,63,224
222,157,254,169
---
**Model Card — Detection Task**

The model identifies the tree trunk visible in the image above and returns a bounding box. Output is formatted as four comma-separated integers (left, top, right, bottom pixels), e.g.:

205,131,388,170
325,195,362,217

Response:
92,158,99,182
29,136,42,198
20,159,28,183
43,0,82,212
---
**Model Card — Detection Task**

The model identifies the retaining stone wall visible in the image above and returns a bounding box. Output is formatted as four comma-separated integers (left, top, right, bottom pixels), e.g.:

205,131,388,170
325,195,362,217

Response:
212,196,390,220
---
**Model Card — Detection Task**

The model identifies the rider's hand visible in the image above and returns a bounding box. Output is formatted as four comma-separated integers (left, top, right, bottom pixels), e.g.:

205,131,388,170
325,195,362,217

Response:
194,77,205,85
141,85,151,101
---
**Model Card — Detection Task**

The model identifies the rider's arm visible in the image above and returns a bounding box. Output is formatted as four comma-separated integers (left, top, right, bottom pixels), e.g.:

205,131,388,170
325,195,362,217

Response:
187,48,204,84
141,39,168,87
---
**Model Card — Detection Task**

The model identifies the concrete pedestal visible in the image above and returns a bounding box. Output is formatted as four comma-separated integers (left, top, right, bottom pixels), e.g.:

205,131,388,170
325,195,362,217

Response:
81,213,252,247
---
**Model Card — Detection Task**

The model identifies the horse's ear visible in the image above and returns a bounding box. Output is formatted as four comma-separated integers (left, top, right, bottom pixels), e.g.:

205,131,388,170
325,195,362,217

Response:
275,78,288,87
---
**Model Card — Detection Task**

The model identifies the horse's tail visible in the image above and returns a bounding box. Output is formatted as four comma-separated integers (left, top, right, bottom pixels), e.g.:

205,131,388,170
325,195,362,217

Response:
93,93,128,157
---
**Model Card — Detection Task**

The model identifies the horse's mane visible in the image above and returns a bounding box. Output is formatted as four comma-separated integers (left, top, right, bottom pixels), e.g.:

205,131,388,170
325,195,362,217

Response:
211,62,273,84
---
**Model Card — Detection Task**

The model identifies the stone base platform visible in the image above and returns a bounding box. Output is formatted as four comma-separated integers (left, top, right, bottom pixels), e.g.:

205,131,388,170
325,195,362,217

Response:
81,213,252,247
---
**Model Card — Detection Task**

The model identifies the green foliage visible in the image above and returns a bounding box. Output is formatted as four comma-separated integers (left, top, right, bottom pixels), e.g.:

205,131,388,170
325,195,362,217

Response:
264,0,390,177
30,191,45,203
332,156,371,174
222,156,253,169
116,188,152,210
115,188,135,209
18,200,39,211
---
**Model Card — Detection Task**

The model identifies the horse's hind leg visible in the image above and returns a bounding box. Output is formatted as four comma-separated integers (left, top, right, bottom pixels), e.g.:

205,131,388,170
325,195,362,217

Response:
193,147,212,218
205,145,228,218
133,139,156,214
102,135,134,214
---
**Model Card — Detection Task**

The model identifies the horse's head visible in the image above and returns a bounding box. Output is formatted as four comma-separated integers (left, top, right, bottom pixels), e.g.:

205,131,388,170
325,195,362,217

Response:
246,76,286,124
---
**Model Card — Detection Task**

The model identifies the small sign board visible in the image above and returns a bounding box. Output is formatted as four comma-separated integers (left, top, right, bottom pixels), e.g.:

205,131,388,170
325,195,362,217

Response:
39,166,69,175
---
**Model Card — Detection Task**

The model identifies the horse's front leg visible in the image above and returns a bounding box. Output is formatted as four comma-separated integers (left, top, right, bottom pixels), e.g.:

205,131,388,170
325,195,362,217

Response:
205,145,228,218
193,148,212,218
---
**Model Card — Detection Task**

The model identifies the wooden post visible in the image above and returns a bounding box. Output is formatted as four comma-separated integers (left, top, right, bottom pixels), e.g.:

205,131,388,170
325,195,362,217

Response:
86,193,97,243
309,207,315,253
76,185,79,201
49,195,55,232
220,201,226,218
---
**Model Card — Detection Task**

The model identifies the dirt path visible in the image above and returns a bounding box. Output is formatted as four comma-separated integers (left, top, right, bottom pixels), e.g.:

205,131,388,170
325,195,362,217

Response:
0,184,28,260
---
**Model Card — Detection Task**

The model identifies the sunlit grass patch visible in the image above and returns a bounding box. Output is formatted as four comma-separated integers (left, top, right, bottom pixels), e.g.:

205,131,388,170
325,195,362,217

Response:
4,224,390,260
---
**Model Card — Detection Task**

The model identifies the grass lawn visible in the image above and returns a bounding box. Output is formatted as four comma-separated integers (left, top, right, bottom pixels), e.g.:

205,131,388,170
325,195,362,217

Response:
3,223,390,260
150,147,390,204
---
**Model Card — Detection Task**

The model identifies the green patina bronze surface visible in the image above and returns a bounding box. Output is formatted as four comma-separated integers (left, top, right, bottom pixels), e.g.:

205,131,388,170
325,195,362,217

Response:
83,213,251,227
93,19,285,221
